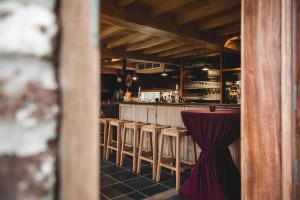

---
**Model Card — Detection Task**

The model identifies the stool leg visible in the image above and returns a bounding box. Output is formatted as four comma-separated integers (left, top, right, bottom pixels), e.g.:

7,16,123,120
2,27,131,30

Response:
116,126,121,165
168,136,174,175
120,126,126,166
105,124,111,160
176,135,181,191
137,129,144,173
156,133,164,182
152,132,157,181
133,127,137,172
191,136,197,165
103,123,107,159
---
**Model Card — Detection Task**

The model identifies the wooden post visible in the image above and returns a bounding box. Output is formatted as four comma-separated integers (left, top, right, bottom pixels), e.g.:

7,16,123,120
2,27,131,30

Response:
241,0,296,199
59,0,100,200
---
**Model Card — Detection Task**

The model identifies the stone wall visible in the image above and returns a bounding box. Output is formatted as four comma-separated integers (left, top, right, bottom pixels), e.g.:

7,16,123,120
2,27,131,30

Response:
0,0,58,199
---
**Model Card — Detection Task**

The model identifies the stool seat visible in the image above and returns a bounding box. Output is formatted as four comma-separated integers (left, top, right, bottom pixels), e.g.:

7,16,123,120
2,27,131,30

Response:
140,124,169,132
160,127,189,136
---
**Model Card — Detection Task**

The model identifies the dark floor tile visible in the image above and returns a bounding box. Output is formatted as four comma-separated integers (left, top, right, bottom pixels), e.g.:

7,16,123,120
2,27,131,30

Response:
138,165,152,175
113,191,147,200
110,170,139,181
100,194,109,200
160,173,190,189
165,194,187,200
102,165,125,175
101,160,114,168
101,175,118,187
160,177,176,188
101,183,134,199
146,171,174,182
139,184,169,197
123,177,156,190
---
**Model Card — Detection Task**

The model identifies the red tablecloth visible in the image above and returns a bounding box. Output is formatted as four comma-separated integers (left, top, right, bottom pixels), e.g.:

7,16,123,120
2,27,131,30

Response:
180,110,240,200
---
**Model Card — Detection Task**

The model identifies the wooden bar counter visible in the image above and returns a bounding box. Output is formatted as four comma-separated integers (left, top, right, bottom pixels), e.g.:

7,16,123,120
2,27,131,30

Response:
118,102,240,169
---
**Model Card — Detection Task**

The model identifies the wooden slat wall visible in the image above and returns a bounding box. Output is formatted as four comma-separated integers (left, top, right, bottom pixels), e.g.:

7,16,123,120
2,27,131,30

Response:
119,104,240,167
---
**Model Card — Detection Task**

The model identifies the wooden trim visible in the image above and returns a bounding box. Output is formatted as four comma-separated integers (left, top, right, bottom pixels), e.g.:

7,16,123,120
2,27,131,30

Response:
59,0,100,199
281,0,295,199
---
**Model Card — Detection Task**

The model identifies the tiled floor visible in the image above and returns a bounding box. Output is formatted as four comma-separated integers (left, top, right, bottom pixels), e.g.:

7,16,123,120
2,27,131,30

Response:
100,154,190,200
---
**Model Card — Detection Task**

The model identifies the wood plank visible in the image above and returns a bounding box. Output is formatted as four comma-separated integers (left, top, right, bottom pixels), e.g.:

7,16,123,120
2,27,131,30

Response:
100,25,124,39
151,0,193,16
159,45,200,56
117,0,136,6
101,45,177,65
59,0,99,199
107,32,149,48
143,42,184,54
281,0,296,199
198,7,240,31
172,49,206,58
126,37,170,52
176,0,240,24
241,0,295,199
101,67,118,74
101,0,236,52
213,23,241,36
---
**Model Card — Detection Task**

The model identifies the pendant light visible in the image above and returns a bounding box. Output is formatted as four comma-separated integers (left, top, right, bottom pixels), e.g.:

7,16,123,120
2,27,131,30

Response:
161,66,168,77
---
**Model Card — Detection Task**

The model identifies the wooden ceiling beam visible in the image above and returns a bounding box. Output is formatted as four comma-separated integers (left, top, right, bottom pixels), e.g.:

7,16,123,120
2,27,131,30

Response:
101,67,118,74
117,0,136,7
176,0,240,24
100,26,124,39
126,37,170,52
151,0,193,17
213,23,240,36
107,32,149,48
198,7,240,31
101,45,178,65
143,42,184,54
101,0,236,53
172,49,206,58
159,45,201,57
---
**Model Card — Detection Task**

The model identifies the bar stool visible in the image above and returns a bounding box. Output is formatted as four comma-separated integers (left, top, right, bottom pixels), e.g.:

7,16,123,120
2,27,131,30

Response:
156,127,197,191
99,118,114,158
120,121,148,172
137,124,169,180
105,119,130,165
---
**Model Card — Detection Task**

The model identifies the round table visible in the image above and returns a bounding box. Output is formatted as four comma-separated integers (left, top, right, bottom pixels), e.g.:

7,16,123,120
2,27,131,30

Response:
180,109,240,200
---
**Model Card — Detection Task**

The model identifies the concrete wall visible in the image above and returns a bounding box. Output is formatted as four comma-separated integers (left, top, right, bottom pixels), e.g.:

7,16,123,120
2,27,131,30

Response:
0,0,58,199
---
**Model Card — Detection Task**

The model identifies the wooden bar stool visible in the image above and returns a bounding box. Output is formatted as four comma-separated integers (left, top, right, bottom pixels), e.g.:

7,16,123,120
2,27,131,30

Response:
99,118,114,158
105,119,130,165
156,127,197,191
137,124,169,180
120,121,148,172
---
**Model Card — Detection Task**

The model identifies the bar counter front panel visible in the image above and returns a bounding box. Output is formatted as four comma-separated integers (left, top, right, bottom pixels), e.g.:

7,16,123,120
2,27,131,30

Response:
119,102,240,169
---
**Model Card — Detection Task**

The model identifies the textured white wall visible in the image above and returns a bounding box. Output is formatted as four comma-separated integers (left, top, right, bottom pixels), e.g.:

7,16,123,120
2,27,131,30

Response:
0,0,58,199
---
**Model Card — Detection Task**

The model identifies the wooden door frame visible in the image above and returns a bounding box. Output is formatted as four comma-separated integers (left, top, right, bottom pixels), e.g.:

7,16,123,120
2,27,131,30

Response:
241,0,297,199
58,0,100,200
57,0,298,199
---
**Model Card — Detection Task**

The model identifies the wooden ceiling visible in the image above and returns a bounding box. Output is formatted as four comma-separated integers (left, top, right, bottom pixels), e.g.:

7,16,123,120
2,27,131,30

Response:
100,0,241,68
